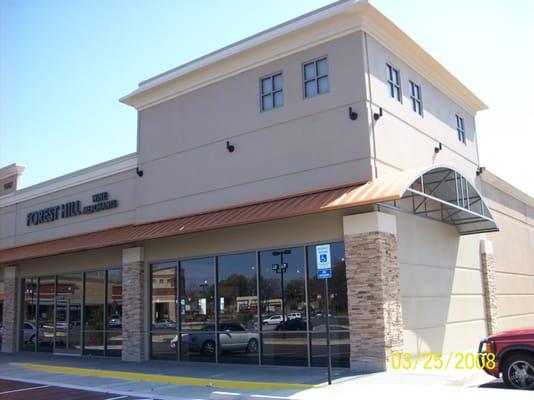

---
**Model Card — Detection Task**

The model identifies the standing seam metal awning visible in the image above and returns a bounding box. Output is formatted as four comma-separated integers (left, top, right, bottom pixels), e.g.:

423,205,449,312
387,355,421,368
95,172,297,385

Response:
0,164,497,263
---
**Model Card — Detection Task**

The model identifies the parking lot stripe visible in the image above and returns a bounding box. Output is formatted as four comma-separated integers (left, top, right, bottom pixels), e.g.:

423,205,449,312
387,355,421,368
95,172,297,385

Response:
11,362,319,390
0,385,50,395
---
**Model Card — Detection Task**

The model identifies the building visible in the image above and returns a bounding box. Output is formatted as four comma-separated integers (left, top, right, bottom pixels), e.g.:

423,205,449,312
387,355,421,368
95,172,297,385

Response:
1,0,533,373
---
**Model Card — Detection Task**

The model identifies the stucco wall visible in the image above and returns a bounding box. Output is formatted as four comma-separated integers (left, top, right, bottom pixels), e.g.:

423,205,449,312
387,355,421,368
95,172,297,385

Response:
391,209,487,354
482,182,534,330
0,170,137,249
364,34,480,181
136,32,372,224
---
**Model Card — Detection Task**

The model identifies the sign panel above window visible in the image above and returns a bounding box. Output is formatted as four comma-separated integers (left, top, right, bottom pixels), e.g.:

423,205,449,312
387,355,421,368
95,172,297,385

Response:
26,191,119,227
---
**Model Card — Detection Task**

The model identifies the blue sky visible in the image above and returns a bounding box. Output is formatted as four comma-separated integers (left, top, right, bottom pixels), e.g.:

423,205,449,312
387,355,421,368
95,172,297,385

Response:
1,0,533,195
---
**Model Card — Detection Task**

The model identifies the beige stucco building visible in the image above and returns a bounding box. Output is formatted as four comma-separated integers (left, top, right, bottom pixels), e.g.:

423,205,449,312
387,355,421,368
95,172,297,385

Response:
0,0,532,372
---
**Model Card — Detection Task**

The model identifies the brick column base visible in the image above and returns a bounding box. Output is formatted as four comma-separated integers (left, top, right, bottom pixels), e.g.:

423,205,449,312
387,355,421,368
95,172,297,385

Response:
480,240,498,335
343,212,403,372
1,266,18,353
122,247,145,362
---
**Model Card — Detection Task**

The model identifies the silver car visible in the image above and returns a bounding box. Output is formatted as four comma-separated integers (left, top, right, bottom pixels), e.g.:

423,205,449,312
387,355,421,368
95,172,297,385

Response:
170,322,258,356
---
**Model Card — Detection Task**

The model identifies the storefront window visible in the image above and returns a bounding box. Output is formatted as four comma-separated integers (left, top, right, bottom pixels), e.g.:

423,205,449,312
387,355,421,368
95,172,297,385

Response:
37,276,55,352
55,273,82,354
218,252,258,364
148,241,348,368
151,261,177,360
179,257,215,362
21,278,37,351
84,271,105,356
0,279,4,347
106,268,122,356
259,247,307,366
307,242,349,367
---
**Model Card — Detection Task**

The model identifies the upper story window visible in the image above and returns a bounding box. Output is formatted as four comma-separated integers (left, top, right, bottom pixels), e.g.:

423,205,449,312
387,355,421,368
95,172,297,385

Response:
387,64,401,102
303,57,329,98
409,81,422,116
456,114,466,144
260,72,283,111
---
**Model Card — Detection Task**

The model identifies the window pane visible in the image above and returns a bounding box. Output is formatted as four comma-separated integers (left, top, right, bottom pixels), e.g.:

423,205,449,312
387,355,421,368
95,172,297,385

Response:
387,64,393,81
317,58,328,76
305,80,317,98
84,271,105,355
310,331,350,367
261,77,272,94
306,242,348,331
37,277,54,352
262,94,273,111
304,62,315,80
317,76,329,94
151,332,177,360
259,247,306,333
0,280,3,346
273,73,283,91
261,332,308,366
273,91,283,108
218,252,259,364
179,257,215,362
106,268,122,356
394,86,401,101
393,69,400,85
21,278,37,351
55,273,82,354
151,263,177,330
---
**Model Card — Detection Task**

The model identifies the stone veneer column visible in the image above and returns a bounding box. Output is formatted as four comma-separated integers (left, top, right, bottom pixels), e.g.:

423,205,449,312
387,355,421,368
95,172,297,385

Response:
343,211,404,372
122,247,146,362
480,240,498,335
1,265,18,353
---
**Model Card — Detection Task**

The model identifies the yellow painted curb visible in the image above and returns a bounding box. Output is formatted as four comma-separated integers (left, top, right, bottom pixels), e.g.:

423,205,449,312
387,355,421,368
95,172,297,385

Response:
12,362,321,390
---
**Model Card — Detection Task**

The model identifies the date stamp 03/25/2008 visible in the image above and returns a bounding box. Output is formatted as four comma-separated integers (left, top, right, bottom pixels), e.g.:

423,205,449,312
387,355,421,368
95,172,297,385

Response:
390,352,495,371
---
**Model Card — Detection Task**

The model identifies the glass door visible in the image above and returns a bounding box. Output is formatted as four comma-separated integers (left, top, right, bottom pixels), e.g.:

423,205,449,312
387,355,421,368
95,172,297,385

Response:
37,276,55,352
55,273,82,355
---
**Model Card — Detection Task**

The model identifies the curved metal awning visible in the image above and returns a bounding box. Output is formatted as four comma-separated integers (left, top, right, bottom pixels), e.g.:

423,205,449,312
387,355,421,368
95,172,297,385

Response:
373,165,499,235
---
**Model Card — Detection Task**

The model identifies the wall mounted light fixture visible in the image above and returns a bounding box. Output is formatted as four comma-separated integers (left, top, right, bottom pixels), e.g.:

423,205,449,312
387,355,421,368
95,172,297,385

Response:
136,167,144,177
373,107,383,121
348,107,358,121
226,141,235,153
434,142,442,154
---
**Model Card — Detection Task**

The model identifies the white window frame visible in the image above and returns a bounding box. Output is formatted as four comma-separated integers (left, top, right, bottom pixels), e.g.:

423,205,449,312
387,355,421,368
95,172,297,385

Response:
409,80,423,116
260,72,283,112
303,56,329,98
456,114,466,144
386,63,401,102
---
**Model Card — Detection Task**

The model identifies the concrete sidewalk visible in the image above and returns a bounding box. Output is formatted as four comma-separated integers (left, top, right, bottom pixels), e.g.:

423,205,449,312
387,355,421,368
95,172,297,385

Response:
0,353,529,400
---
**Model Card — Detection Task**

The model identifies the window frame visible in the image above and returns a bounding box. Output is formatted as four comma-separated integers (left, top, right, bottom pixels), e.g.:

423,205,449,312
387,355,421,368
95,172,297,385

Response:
386,63,402,102
302,56,330,99
456,114,466,144
409,80,423,116
259,71,284,112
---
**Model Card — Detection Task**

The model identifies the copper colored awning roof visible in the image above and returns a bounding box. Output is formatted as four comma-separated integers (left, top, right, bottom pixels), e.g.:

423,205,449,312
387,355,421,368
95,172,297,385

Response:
0,165,498,264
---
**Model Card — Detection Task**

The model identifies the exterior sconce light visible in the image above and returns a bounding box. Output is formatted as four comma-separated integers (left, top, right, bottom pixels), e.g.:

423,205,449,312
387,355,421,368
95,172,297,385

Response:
434,142,442,154
226,141,235,153
136,167,144,177
373,107,383,121
348,107,358,120
476,166,486,176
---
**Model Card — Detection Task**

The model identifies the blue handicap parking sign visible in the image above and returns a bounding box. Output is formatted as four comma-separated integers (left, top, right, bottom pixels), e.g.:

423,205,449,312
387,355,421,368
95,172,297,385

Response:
316,244,332,279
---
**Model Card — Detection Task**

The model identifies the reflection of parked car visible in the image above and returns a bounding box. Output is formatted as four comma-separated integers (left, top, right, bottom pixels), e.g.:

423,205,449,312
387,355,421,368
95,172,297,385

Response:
170,322,258,356
153,319,176,329
23,322,38,344
108,315,122,328
262,315,284,325
288,312,302,320
479,327,534,389
275,319,309,331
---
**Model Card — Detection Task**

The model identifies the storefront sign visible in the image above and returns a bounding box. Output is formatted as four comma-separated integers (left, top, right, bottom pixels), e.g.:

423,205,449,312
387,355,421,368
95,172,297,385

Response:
316,244,332,279
26,191,118,226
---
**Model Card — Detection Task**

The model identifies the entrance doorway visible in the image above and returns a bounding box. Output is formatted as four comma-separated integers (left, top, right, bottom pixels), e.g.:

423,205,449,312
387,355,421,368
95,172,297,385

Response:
54,273,82,355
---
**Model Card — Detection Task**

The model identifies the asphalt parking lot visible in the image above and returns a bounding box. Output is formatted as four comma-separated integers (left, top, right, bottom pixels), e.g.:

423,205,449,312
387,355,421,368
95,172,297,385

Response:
0,378,157,400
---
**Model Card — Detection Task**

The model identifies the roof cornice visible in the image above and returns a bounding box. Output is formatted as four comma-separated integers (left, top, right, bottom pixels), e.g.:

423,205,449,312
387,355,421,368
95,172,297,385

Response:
480,169,534,209
0,153,138,207
120,0,487,115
